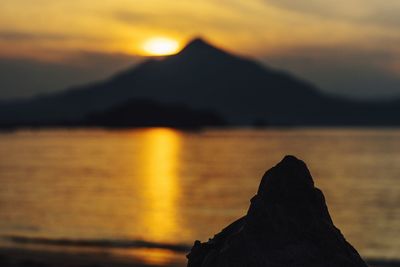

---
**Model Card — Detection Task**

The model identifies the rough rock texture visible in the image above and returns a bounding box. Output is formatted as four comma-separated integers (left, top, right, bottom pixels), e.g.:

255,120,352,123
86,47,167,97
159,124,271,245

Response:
187,156,368,267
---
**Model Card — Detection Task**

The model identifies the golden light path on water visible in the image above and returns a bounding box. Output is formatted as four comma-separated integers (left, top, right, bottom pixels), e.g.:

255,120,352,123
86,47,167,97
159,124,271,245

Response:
142,128,180,241
129,128,185,265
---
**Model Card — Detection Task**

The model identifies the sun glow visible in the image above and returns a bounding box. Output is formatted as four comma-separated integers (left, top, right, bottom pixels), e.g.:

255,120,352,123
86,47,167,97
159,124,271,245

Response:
142,37,180,56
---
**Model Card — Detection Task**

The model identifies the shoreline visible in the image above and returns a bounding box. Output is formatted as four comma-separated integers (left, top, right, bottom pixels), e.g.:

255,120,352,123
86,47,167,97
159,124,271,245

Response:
1,246,399,267
0,246,187,267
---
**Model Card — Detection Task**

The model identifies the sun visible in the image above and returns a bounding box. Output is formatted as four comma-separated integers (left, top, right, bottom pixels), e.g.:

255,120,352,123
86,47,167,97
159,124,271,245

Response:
142,37,180,56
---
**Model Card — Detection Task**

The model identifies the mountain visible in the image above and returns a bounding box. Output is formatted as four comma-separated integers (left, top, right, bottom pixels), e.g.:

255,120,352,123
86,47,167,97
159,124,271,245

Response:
1,37,400,126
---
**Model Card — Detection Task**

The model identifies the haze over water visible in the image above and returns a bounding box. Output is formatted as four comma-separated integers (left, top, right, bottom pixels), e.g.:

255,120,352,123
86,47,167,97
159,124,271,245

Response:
0,128,399,265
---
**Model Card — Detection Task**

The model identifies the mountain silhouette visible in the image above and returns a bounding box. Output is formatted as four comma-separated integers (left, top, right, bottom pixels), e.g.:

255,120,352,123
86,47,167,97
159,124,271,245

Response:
1,37,400,127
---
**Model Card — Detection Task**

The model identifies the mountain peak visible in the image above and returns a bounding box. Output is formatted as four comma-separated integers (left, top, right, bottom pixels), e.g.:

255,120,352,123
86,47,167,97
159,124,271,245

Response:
178,37,227,56
186,37,210,47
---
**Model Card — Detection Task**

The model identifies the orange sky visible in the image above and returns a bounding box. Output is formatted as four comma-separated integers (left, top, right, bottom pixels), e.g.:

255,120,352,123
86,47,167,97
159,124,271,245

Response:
1,0,399,60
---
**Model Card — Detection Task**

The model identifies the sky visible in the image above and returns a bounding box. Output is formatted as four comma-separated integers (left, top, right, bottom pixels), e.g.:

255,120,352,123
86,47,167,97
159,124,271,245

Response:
1,0,400,100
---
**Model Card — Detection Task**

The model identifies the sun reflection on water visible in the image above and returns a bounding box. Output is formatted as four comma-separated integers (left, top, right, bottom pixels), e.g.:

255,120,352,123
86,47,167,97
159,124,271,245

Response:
140,128,181,242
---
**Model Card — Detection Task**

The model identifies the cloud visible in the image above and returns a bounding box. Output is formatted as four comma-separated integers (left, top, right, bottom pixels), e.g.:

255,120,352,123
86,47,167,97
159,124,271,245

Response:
0,52,139,100
112,8,252,34
262,0,400,28
0,31,69,41
0,31,111,42
263,45,400,99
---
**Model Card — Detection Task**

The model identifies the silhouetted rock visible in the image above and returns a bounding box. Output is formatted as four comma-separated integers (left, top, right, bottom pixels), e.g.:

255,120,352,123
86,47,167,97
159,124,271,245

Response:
187,156,368,267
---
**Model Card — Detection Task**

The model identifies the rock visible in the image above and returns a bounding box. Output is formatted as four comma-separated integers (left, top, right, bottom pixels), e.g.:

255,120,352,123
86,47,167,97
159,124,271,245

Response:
187,155,368,267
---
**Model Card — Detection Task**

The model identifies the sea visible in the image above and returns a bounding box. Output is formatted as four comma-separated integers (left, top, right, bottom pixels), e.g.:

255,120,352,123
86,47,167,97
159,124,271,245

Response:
0,128,399,266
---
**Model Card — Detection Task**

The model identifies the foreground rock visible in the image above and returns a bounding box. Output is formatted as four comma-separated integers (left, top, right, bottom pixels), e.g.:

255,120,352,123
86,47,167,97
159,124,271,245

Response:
187,156,368,267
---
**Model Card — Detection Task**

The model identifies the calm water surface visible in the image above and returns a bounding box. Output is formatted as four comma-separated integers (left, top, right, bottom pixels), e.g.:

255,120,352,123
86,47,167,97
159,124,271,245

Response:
0,128,399,265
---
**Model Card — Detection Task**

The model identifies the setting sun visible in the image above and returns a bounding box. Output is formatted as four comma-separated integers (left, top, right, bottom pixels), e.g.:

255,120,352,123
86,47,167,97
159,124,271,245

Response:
142,37,180,56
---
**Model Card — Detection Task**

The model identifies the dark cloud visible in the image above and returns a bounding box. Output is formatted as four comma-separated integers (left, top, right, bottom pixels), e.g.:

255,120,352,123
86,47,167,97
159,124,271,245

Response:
0,31,69,41
264,45,400,99
0,31,112,42
0,52,139,100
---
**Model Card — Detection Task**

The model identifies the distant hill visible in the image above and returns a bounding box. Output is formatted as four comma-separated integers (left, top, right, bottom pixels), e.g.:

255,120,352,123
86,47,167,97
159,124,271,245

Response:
1,37,400,127
84,99,226,129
